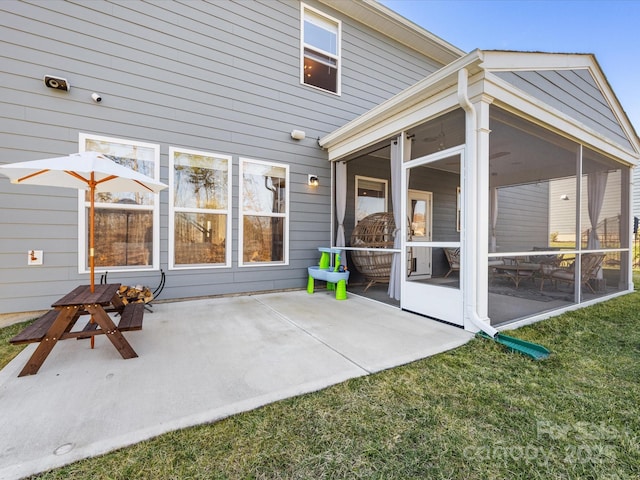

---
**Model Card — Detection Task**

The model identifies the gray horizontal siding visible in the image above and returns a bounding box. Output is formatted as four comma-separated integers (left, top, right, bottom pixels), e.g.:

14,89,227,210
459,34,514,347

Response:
0,0,446,313
549,173,623,236
548,178,577,239
495,184,549,251
495,70,632,151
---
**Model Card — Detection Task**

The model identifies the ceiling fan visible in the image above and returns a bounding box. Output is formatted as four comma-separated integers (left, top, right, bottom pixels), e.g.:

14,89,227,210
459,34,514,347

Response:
422,123,446,150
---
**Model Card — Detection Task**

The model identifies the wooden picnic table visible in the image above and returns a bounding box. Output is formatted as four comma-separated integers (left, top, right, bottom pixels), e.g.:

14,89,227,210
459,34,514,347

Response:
10,283,144,377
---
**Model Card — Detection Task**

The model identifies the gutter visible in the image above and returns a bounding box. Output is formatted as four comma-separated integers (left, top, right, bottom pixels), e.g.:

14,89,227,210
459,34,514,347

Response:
319,50,484,153
457,68,499,338
457,69,550,360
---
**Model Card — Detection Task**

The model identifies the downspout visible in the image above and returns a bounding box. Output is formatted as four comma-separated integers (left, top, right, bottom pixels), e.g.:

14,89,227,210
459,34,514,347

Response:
457,68,499,338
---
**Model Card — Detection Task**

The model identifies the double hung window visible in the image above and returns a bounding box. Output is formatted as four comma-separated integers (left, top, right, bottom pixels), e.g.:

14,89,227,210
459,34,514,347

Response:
169,148,231,269
239,158,289,265
301,4,341,94
79,133,160,272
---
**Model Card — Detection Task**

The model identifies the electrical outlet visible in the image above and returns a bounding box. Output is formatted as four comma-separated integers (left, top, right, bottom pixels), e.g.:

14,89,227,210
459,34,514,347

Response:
28,250,43,266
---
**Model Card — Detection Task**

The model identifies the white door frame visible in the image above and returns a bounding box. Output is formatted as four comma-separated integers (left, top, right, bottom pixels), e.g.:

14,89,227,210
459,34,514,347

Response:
401,146,465,326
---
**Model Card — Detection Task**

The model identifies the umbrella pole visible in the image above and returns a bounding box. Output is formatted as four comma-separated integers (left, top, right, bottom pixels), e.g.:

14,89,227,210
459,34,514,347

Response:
89,178,96,293
89,177,96,348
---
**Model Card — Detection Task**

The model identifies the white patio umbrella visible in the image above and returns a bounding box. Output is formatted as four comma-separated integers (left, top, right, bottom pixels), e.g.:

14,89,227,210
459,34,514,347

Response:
0,151,167,292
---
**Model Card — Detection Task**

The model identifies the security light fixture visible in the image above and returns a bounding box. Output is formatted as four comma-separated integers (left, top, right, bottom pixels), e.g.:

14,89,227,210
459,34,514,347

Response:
43,75,70,92
308,174,319,187
291,129,306,140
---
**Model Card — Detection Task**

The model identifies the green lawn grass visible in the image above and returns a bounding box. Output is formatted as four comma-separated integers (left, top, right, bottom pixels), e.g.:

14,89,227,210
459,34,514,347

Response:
0,319,34,371
2,290,639,479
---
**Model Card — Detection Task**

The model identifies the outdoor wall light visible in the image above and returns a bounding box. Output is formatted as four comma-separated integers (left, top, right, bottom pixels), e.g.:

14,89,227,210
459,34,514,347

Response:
291,129,306,140
43,75,70,92
308,174,319,187
560,194,570,200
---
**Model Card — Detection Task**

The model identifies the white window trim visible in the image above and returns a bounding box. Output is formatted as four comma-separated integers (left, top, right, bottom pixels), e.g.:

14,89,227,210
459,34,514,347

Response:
300,2,342,96
168,147,232,270
239,157,290,267
355,175,388,224
78,133,161,274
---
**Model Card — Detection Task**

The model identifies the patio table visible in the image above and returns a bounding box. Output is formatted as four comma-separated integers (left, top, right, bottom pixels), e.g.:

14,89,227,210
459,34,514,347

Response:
492,263,540,289
10,283,141,377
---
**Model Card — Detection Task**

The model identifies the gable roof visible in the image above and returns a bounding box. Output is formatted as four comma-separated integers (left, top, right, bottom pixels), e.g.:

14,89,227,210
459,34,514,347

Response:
320,50,640,164
481,51,639,156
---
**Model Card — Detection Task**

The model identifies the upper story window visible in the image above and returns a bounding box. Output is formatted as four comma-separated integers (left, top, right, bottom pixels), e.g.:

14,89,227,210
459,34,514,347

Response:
239,158,289,266
169,148,232,270
301,4,341,95
79,133,160,273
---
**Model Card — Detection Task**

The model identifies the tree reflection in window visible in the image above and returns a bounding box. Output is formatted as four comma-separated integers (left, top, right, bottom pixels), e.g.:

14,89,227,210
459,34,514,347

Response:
171,151,230,267
82,136,159,269
241,160,288,264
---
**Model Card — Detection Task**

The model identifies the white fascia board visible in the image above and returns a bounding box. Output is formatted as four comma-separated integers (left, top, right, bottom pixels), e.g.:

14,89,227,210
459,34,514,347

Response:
323,48,640,164
485,73,639,166
320,50,484,156
587,60,640,156
479,50,594,72
331,72,485,161
326,86,461,161
317,0,465,64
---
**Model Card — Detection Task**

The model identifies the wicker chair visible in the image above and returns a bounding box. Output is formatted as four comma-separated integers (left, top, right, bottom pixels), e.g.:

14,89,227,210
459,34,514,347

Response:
443,248,460,278
350,212,396,291
543,253,605,293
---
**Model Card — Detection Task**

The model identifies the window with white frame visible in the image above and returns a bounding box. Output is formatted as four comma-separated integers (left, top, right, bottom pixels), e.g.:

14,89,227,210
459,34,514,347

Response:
79,133,160,272
239,158,289,265
301,3,341,94
356,176,388,223
169,148,232,269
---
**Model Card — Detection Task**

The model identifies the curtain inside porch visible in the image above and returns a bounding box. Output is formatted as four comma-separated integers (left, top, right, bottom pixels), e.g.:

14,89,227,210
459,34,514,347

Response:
388,135,411,300
335,161,347,247
587,170,608,250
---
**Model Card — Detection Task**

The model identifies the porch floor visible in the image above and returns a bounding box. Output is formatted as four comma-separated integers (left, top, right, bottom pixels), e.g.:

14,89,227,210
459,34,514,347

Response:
351,274,618,326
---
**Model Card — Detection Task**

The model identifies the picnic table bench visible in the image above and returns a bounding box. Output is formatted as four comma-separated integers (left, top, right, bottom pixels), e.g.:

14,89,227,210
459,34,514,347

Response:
9,310,60,345
10,302,144,345
116,302,145,331
9,284,143,376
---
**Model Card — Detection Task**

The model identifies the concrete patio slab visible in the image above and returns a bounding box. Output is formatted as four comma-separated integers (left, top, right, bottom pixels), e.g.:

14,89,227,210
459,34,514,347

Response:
0,290,472,480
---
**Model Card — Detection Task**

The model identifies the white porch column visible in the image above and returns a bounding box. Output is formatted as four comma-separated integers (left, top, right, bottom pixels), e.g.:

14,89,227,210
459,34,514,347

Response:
622,166,632,290
474,98,492,320
459,67,494,333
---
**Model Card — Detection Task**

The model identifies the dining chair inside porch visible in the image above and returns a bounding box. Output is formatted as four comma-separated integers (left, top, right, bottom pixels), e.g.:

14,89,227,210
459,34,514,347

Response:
542,253,606,293
443,248,460,278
